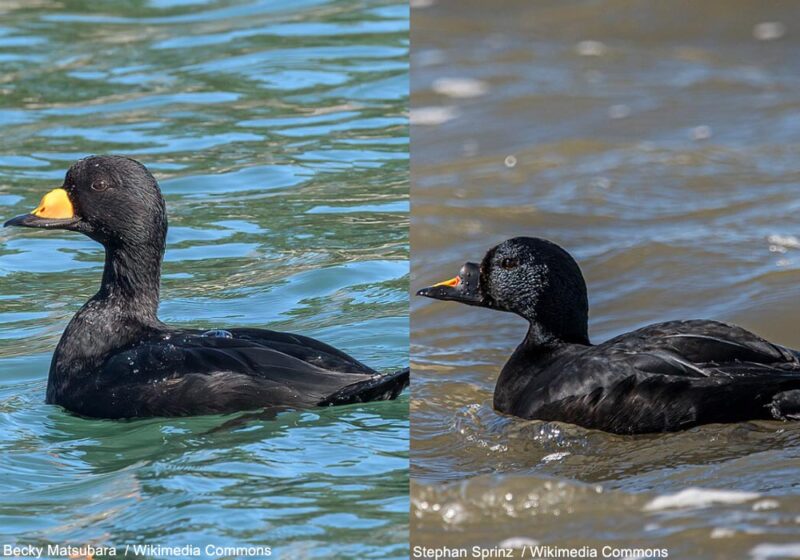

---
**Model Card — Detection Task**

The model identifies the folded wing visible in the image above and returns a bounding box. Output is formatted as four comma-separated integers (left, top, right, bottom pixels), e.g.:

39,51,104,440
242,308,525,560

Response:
77,331,396,418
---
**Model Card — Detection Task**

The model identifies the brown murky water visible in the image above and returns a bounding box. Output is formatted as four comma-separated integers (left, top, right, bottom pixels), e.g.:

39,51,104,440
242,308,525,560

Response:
410,1,800,557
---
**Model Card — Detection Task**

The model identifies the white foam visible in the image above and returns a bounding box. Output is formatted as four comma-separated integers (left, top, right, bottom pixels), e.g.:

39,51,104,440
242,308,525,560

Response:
499,537,540,549
432,77,489,98
751,543,800,559
541,452,570,463
711,527,736,539
410,106,458,126
753,499,780,511
753,22,786,41
643,487,760,511
575,40,608,56
690,125,713,141
441,502,466,524
608,104,631,119
768,234,800,250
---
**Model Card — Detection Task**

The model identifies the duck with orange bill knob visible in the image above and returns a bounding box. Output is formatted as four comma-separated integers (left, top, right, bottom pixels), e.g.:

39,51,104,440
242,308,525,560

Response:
4,155,408,419
416,262,483,305
417,236,800,434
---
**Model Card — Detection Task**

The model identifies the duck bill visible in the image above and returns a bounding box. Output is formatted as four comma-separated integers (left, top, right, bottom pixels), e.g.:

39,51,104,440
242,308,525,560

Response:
4,188,80,230
416,261,484,306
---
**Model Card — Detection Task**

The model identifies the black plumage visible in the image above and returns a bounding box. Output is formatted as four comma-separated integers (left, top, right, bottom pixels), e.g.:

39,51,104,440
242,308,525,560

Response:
417,236,800,434
4,155,408,419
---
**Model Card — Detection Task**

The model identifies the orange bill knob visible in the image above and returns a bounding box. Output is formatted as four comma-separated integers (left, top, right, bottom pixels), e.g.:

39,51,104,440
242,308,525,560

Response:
432,276,460,288
417,262,483,305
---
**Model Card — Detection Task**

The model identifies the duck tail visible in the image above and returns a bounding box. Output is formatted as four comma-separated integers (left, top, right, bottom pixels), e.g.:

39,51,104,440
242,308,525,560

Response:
319,367,409,406
769,389,800,421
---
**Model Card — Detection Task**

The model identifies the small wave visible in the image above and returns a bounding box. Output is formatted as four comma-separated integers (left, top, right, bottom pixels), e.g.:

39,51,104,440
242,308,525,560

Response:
643,487,760,512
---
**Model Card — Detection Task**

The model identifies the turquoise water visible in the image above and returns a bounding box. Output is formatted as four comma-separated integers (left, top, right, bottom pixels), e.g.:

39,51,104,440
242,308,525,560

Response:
0,1,408,558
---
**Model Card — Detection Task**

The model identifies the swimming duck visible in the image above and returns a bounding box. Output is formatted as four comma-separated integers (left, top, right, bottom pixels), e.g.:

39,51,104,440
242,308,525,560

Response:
417,237,800,434
4,155,408,419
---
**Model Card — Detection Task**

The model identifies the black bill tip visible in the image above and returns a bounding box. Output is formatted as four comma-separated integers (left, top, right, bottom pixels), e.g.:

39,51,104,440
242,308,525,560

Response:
4,213,79,229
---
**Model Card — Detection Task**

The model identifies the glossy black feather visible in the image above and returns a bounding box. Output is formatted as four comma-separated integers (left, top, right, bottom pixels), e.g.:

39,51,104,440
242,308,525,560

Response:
498,319,800,434
58,330,394,418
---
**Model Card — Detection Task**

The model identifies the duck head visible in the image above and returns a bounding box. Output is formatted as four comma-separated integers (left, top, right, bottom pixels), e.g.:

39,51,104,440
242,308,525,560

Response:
417,237,590,345
4,155,167,250
5,155,168,310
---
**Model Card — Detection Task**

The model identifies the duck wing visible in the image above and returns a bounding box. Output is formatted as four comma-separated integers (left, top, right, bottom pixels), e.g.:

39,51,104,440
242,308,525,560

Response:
72,332,402,418
605,320,800,373
210,327,377,374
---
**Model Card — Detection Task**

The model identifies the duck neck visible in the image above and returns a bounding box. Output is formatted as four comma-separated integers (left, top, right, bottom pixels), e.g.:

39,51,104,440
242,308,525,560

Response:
493,322,589,415
47,241,165,403
96,240,164,322
523,320,590,348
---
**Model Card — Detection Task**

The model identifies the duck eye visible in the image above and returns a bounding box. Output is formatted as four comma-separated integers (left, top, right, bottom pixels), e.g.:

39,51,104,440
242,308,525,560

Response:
91,180,109,192
500,257,519,270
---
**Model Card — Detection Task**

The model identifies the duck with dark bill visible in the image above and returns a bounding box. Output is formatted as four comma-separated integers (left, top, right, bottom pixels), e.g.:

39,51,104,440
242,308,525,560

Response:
418,236,800,434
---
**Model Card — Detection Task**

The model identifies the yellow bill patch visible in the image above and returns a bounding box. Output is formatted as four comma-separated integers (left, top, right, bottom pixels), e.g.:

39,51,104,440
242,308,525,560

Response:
32,188,74,220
